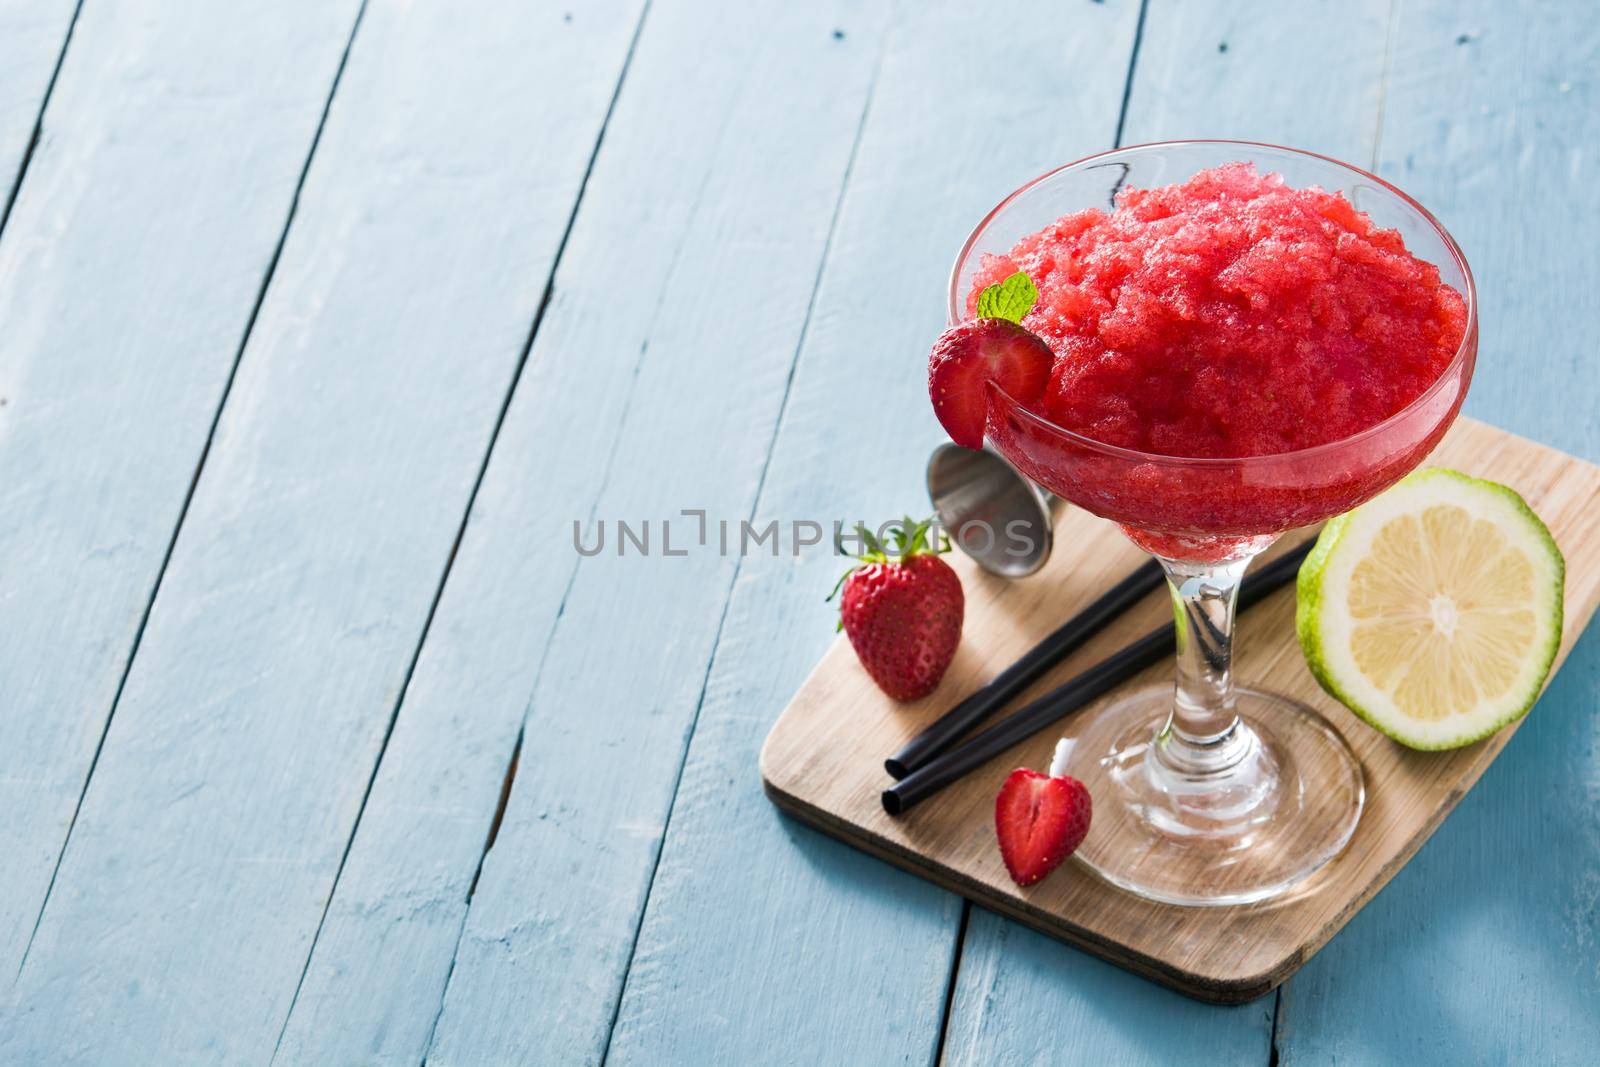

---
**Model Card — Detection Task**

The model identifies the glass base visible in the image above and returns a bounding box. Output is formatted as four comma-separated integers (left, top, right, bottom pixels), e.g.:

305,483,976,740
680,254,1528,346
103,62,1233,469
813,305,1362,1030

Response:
1061,685,1364,907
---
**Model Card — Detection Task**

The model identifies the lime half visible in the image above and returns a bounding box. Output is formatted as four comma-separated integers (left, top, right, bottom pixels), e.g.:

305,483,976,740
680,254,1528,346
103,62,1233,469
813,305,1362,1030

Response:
1297,468,1565,750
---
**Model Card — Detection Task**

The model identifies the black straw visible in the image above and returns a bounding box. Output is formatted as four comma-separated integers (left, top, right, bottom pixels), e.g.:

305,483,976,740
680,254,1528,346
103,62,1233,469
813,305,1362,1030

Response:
881,539,1314,816
885,558,1166,779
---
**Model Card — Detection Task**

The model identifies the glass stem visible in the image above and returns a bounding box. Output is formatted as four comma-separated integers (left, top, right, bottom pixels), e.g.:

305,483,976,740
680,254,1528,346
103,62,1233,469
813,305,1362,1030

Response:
1155,554,1257,777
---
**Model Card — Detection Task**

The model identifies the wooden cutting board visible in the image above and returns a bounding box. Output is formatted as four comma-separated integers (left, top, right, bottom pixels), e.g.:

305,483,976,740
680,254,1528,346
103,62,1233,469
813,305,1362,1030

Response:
760,417,1600,1003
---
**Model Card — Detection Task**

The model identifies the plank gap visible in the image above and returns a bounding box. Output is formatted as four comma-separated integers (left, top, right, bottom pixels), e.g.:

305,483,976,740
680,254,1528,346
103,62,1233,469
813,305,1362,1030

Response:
398,7,658,1062
469,730,522,899
1268,985,1283,1067
14,0,369,985
0,0,82,243
273,5,657,1063
931,901,972,1067
595,19,893,1064
1370,0,1401,170
1112,0,1152,148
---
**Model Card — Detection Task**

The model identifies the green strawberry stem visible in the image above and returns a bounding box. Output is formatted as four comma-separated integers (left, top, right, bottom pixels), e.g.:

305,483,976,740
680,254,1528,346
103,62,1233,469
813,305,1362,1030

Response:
827,515,950,629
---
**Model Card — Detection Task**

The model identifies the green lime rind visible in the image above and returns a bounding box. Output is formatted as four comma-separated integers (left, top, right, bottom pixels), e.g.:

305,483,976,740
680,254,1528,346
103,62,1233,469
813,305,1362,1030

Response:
1295,467,1565,751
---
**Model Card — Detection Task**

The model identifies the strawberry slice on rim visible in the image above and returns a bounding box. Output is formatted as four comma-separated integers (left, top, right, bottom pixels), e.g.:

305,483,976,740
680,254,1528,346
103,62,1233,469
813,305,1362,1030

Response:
928,317,1052,449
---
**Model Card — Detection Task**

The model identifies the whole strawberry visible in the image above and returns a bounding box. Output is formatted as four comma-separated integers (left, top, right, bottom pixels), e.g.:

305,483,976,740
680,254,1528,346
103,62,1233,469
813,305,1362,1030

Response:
831,517,963,701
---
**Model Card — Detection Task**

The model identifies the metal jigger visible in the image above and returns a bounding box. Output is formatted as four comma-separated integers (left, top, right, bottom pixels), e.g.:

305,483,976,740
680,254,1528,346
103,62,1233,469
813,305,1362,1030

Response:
926,443,1057,578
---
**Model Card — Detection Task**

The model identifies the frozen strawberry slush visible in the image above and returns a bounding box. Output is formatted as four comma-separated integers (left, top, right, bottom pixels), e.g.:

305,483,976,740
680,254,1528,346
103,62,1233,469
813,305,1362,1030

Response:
968,163,1467,459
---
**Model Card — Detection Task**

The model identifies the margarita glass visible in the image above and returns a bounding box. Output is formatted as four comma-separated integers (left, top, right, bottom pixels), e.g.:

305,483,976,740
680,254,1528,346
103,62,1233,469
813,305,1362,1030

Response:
950,142,1477,905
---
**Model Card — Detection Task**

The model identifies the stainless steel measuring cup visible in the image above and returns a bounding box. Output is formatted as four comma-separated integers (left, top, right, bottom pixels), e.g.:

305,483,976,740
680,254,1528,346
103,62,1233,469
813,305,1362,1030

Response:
926,442,1057,578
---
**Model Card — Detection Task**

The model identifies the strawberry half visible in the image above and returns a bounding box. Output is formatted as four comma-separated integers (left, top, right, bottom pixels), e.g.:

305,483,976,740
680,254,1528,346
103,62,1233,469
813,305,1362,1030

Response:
832,517,963,702
994,767,1092,886
928,318,1052,449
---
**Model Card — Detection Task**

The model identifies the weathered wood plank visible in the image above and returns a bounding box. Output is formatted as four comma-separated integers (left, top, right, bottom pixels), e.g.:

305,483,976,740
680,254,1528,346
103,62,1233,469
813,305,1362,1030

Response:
1120,0,1394,155
0,0,362,977
937,0,1396,1059
1277,2,1600,1062
0,2,643,1063
271,3,888,1064
407,4,907,1064
1371,0,1600,463
598,3,1147,1064
942,909,1273,1065
0,0,75,215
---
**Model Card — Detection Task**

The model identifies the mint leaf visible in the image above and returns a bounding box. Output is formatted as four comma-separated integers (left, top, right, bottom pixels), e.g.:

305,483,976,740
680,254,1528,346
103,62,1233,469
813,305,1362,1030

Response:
975,271,1038,323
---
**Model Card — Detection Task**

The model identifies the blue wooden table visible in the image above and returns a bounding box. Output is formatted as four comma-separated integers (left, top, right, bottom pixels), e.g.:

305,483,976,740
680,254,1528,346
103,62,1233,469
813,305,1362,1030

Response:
0,2,1594,1063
